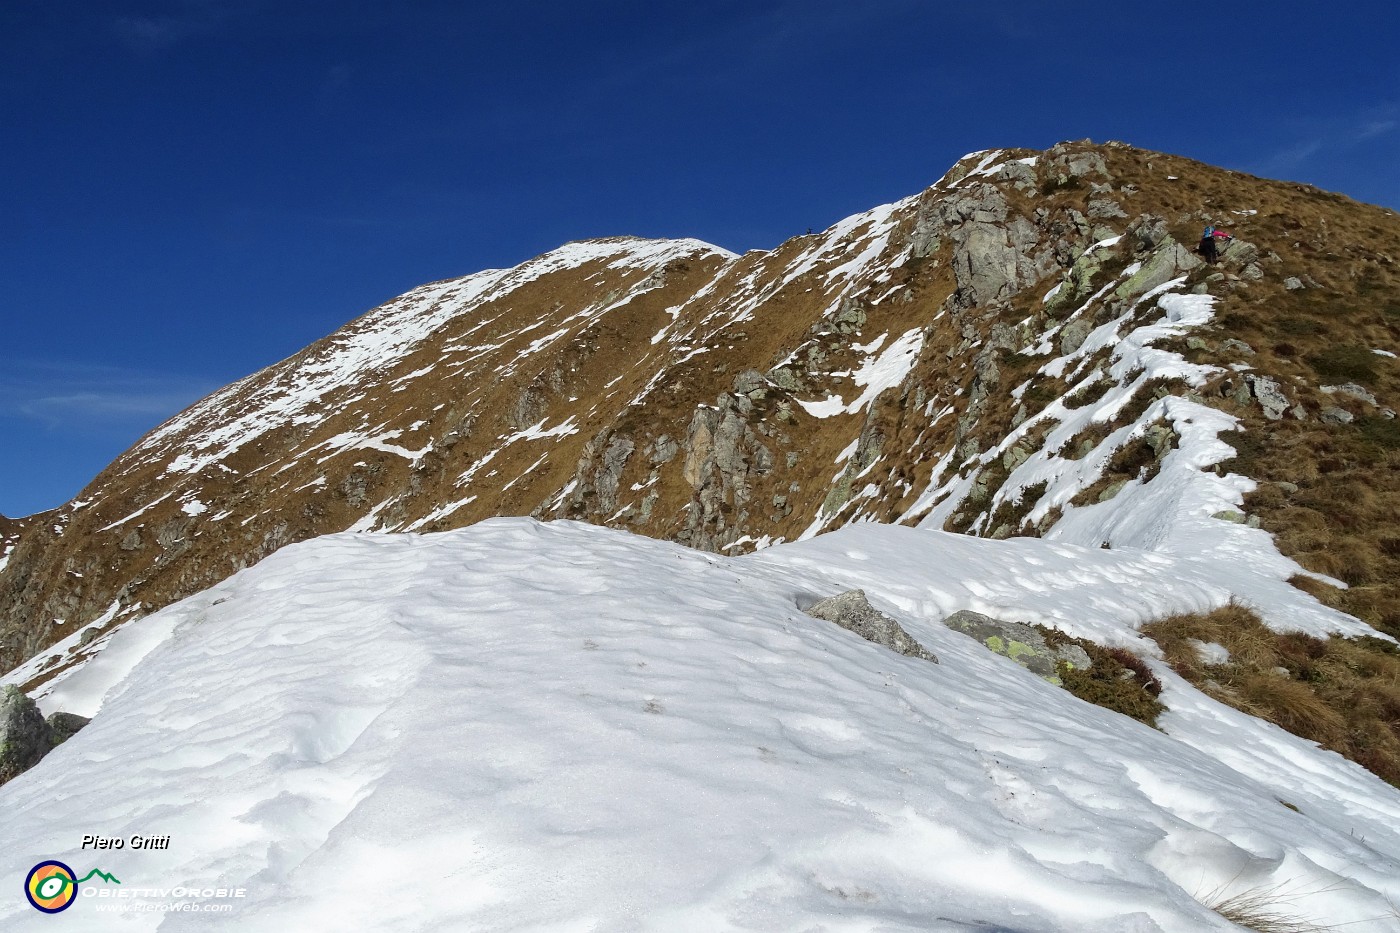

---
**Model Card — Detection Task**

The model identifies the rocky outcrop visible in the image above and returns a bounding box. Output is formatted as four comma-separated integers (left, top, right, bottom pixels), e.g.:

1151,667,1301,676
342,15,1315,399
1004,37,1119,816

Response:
804,590,938,662
679,394,775,551
910,183,1053,311
0,685,49,783
943,610,1090,685
0,686,87,786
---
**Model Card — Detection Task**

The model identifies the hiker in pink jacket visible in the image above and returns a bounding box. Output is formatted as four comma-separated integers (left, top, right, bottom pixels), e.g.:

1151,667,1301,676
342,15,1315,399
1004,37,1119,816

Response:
1199,224,1232,264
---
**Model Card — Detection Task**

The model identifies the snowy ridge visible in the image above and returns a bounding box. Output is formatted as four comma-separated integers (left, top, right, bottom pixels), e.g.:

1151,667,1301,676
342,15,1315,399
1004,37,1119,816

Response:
2,519,1397,931
140,237,731,478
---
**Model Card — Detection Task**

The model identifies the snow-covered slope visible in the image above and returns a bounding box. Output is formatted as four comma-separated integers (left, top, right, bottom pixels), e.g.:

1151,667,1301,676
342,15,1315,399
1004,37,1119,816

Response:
2,519,1397,931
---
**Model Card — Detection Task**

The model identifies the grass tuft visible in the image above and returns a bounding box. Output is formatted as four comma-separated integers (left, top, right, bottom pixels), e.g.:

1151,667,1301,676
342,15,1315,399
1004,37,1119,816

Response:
1202,881,1330,933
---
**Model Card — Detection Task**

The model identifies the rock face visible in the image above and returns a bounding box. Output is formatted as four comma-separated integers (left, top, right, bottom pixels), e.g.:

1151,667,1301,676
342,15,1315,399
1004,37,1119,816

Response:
803,590,938,663
943,610,1090,685
4,138,1400,686
0,685,52,784
0,686,90,786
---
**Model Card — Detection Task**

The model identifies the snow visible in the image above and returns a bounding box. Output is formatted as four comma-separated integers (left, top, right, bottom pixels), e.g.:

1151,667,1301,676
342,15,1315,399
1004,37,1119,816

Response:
1373,348,1396,358
2,518,1397,931
796,328,924,418
507,415,580,442
143,237,730,479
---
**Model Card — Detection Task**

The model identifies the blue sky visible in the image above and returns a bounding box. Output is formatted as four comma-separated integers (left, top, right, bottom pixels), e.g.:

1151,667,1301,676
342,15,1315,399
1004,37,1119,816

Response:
2,1,1396,517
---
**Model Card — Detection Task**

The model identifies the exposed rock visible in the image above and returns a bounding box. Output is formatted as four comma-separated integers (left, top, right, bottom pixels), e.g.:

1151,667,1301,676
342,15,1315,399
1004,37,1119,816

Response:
911,183,1044,307
831,299,867,335
1143,423,1177,458
678,395,774,551
1002,443,1033,471
1321,383,1378,406
119,528,144,551
0,685,50,784
1284,276,1305,290
804,590,937,663
765,366,804,393
649,435,679,464
1098,479,1129,502
998,159,1037,192
1087,198,1127,220
1059,318,1094,355
46,711,90,746
1221,338,1255,356
1114,239,1203,301
1212,510,1247,524
1126,213,1169,252
1047,143,1108,179
943,610,1090,685
732,369,766,396
1245,375,1290,420
1321,407,1354,425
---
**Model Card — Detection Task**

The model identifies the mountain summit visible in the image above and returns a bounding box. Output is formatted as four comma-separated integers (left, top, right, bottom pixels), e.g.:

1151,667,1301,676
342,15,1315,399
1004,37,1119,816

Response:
4,138,1398,709
4,139,1400,929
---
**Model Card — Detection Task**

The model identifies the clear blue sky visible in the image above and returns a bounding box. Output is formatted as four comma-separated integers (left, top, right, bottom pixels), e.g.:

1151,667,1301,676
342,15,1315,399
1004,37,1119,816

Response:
3,1,1396,517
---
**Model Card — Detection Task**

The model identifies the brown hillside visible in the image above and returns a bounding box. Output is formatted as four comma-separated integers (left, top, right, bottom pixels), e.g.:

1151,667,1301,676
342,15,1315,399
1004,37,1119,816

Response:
3,140,1397,696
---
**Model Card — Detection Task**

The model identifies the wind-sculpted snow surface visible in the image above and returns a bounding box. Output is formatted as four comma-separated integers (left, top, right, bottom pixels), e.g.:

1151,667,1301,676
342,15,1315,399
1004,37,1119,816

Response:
2,520,1397,931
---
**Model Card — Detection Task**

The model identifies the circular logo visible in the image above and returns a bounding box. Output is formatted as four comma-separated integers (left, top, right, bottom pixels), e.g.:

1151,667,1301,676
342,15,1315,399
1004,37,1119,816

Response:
25,861,78,913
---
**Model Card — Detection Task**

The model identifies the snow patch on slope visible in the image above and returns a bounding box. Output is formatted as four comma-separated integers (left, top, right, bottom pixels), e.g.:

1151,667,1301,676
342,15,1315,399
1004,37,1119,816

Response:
2,519,1396,932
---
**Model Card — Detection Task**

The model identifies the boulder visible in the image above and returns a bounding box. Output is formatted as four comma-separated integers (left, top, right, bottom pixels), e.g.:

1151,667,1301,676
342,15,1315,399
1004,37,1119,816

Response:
943,610,1090,685
732,369,769,398
1114,239,1203,302
1321,383,1378,406
1321,407,1354,425
46,711,90,746
1058,318,1094,355
1245,374,1290,420
0,685,50,784
804,590,938,663
1126,213,1169,252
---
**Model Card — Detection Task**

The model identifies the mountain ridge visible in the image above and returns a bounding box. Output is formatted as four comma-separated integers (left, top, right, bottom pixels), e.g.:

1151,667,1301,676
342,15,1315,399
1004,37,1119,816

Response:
4,138,1398,700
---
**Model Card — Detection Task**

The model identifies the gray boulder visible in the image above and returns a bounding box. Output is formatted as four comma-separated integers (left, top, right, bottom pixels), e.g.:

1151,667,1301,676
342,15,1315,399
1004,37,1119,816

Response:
1114,239,1203,302
1321,407,1354,425
1321,383,1378,406
943,610,1090,685
46,711,90,746
1058,318,1094,355
1126,213,1169,252
804,590,938,663
0,685,50,783
732,369,769,398
1245,374,1290,420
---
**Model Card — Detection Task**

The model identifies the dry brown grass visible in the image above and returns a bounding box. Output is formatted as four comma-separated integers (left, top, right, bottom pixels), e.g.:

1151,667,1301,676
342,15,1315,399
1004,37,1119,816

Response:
1200,880,1332,933
1144,604,1400,786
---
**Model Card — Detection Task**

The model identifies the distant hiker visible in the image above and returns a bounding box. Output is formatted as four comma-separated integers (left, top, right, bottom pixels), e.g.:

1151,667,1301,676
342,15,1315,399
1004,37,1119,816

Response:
1199,224,1232,264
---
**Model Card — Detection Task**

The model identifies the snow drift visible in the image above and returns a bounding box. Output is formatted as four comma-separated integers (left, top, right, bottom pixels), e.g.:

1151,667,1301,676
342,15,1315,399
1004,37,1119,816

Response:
2,518,1398,931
